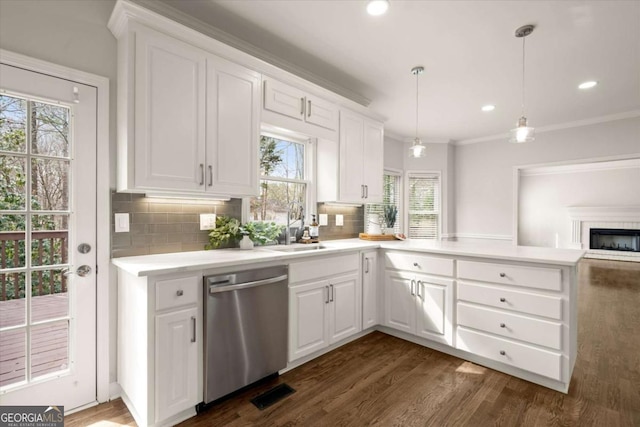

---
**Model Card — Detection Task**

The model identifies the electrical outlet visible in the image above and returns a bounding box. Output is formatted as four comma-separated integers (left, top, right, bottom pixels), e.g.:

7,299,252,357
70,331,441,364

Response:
200,213,217,230
335,214,344,226
319,214,328,226
115,213,130,233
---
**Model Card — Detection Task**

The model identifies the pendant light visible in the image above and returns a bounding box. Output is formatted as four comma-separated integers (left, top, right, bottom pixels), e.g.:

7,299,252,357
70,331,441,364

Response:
409,66,426,158
509,24,535,144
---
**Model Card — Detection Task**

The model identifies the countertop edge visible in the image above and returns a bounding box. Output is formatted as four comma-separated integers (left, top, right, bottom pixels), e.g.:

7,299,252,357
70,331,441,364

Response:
111,239,586,277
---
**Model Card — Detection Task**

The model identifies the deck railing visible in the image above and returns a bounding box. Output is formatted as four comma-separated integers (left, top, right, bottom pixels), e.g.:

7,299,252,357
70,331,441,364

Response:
0,230,68,301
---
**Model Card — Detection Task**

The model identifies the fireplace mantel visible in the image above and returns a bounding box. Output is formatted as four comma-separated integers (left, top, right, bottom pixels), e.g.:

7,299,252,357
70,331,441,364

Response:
567,206,640,222
567,206,640,261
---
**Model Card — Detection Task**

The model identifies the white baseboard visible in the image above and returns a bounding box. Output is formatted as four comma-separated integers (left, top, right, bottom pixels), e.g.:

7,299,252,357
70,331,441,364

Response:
452,233,513,241
109,382,122,400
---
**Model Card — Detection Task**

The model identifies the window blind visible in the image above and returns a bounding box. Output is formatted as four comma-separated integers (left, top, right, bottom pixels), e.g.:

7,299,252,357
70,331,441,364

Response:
365,173,401,233
407,173,440,239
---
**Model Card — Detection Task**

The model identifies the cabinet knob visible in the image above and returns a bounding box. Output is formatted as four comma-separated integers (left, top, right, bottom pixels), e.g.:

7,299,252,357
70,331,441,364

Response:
499,297,506,302
499,272,506,278
176,290,184,296
413,262,419,267
499,350,506,356
500,323,506,328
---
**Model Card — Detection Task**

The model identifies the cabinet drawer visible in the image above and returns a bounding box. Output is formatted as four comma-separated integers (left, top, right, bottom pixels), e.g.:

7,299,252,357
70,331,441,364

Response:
457,303,562,350
385,252,454,277
289,253,359,284
457,260,561,291
156,276,199,311
458,282,562,320
457,327,562,381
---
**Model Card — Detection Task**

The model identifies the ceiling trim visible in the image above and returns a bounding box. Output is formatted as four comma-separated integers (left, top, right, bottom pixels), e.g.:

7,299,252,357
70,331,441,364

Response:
519,158,640,177
130,0,371,107
455,110,640,146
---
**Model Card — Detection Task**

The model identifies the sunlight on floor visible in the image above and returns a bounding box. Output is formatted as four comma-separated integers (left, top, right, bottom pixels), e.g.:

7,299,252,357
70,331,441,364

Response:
87,422,129,427
455,361,487,375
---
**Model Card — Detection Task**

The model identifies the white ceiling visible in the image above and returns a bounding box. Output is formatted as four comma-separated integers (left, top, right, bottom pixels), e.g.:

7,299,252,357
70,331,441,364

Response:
156,0,640,143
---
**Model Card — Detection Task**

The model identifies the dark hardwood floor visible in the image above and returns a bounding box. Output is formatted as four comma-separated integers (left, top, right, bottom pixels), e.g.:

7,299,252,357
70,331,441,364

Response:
66,259,640,426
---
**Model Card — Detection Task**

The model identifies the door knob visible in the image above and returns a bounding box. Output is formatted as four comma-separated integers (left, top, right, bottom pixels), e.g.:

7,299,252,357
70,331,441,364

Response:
77,243,91,254
76,265,92,277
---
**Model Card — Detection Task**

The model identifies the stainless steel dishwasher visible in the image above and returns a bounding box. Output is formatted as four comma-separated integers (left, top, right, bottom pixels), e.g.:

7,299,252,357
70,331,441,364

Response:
203,265,288,404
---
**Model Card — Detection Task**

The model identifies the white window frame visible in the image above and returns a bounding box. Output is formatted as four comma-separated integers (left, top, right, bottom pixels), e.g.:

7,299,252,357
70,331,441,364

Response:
242,129,316,223
405,170,442,239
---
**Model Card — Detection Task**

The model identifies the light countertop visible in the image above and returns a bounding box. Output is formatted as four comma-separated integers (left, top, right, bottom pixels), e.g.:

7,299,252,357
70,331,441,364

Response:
112,238,585,277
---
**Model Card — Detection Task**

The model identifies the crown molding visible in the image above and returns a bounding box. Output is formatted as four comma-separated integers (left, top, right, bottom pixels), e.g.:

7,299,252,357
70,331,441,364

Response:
520,158,640,177
455,110,640,146
123,0,371,107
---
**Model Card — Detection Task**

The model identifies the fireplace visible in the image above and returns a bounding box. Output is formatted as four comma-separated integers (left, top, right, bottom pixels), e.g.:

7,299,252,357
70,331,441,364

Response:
590,228,640,253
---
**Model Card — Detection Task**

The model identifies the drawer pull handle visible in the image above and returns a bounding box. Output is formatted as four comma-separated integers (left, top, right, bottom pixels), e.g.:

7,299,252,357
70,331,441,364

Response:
500,323,506,328
499,297,506,302
176,290,184,296
499,272,506,278
499,350,506,356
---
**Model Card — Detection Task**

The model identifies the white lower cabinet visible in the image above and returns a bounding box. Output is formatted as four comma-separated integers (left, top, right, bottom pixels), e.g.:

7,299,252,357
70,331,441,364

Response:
362,251,378,329
384,270,453,345
117,271,202,427
155,307,199,422
288,253,361,362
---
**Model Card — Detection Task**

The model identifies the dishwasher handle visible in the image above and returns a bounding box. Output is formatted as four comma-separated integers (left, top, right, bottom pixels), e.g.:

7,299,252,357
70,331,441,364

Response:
208,274,288,294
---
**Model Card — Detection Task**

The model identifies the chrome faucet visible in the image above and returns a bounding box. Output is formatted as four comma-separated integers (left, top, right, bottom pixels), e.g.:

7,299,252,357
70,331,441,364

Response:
286,202,304,245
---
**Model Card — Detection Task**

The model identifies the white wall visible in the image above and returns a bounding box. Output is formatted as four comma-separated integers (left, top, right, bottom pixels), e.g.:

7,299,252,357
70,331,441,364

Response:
519,163,640,248
0,0,119,385
383,136,404,171
455,116,640,241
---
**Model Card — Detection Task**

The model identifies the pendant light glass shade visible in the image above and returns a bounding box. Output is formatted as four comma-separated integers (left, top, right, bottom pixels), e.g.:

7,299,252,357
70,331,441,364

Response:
509,116,535,143
409,66,425,158
510,25,535,144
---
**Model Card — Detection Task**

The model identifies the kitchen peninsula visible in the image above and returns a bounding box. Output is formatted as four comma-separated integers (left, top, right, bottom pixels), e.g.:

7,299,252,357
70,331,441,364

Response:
113,239,584,427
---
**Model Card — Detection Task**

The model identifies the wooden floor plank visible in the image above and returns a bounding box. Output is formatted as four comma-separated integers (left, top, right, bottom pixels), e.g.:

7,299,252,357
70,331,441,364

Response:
65,258,640,426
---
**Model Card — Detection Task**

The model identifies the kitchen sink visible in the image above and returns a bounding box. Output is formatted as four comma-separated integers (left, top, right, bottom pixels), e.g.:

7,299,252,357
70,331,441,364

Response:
262,244,329,252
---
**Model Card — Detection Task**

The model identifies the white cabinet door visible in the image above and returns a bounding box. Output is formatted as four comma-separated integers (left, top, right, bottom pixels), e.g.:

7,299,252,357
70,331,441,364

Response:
207,57,260,196
384,271,414,334
339,111,365,203
362,119,384,203
155,307,198,423
134,28,207,192
362,252,378,329
289,280,330,361
306,94,338,130
263,78,305,121
415,277,452,345
329,274,361,343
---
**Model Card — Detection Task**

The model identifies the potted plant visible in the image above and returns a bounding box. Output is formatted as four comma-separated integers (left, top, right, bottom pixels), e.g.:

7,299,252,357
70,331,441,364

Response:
205,216,284,250
383,205,397,235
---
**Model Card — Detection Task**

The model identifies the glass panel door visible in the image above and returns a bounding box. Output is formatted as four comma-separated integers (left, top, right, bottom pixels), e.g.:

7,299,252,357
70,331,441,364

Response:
0,94,71,387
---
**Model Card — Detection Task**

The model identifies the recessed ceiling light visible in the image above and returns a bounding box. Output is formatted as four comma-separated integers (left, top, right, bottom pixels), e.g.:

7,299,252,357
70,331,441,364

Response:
481,105,496,112
367,0,389,16
578,81,598,90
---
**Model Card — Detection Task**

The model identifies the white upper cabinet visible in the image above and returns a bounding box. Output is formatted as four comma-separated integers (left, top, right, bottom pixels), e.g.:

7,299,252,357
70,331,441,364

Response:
263,78,338,133
113,24,260,198
318,109,384,204
206,57,260,196
133,29,207,192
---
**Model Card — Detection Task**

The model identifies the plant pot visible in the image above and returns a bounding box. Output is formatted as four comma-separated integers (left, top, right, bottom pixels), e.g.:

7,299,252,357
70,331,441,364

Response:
383,228,395,235
239,235,254,250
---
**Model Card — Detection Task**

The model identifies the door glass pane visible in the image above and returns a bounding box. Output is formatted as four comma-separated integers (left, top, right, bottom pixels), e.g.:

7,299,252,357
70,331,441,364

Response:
0,94,27,153
1,214,25,268
0,156,27,210
0,328,26,387
31,158,69,210
31,215,69,267
31,269,67,323
31,321,69,380
31,102,70,158
0,272,26,328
